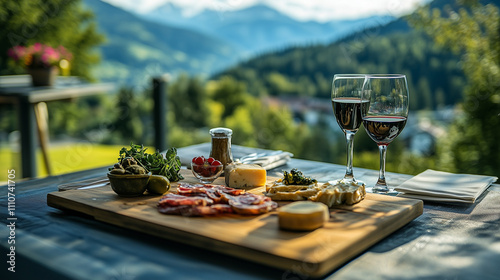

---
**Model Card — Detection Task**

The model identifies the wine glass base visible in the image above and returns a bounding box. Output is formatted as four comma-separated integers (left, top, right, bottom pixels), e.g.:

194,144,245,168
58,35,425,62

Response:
372,185,389,193
367,185,399,196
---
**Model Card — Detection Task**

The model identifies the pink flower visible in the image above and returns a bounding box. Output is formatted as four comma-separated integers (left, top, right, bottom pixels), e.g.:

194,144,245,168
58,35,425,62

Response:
7,46,26,60
32,43,42,52
7,43,72,68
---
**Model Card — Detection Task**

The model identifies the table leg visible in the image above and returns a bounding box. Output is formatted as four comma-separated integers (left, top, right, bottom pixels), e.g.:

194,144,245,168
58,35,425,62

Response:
19,98,37,178
34,102,52,175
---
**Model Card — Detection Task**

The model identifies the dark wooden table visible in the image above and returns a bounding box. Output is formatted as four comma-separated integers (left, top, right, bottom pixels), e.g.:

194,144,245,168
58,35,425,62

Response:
0,75,114,178
1,143,499,280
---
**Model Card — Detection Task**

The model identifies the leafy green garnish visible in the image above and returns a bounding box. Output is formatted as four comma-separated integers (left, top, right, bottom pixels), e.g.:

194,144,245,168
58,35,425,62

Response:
282,168,317,185
118,143,184,182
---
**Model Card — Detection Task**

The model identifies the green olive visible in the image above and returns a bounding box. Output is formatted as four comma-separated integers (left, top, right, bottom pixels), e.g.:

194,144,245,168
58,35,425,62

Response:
125,165,146,174
109,168,126,175
147,175,170,195
121,157,138,168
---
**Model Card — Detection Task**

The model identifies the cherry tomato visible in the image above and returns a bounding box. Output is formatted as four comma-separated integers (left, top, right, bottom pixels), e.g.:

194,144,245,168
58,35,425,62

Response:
211,160,222,167
201,168,211,177
207,157,215,164
193,156,205,165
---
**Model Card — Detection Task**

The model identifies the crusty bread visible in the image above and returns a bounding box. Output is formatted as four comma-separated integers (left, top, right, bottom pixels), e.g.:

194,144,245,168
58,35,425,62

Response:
309,182,366,206
265,179,365,206
265,180,323,200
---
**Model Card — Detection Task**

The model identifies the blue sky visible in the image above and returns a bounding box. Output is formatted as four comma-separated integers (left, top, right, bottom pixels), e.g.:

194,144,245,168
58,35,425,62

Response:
103,0,431,21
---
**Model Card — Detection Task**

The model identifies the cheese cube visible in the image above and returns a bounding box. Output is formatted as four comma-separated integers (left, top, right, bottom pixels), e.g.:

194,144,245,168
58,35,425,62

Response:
278,201,329,231
225,163,267,189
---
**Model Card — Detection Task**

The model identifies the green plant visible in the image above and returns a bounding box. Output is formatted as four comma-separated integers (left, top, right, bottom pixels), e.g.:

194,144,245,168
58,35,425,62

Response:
117,143,183,182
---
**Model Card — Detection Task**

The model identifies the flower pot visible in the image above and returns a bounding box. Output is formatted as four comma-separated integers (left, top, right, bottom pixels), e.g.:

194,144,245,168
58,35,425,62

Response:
27,67,59,86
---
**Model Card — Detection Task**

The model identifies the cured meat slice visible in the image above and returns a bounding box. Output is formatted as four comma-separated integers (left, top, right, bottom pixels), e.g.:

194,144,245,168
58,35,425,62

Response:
158,205,193,215
177,184,219,203
158,193,213,206
158,203,235,216
158,183,275,216
188,204,234,216
228,193,278,215
210,204,234,214
177,183,244,196
214,185,245,196
187,206,218,216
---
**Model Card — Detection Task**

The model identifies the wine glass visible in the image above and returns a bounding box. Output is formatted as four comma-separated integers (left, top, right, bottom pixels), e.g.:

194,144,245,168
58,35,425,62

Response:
331,74,368,184
361,74,409,193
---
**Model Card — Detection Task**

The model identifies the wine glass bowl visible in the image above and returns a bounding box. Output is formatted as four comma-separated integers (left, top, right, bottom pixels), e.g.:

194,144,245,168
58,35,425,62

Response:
361,74,409,193
331,74,368,184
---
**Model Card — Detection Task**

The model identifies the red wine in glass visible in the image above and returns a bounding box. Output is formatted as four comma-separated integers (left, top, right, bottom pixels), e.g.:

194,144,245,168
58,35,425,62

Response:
361,74,409,193
363,116,407,145
332,98,370,132
331,74,368,184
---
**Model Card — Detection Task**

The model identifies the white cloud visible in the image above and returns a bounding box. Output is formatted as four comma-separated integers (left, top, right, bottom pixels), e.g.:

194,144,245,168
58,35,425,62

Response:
270,0,430,21
102,0,430,21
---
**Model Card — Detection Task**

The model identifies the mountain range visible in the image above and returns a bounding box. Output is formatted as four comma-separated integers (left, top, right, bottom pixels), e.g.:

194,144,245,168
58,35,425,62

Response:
83,0,396,85
144,3,395,54
83,0,239,86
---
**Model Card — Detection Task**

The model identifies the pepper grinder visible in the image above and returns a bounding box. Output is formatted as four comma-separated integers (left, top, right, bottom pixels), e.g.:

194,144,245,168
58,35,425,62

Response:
209,127,233,168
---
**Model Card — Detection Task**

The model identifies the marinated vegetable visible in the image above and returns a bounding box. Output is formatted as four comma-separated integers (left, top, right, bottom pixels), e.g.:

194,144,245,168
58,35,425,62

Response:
282,169,317,185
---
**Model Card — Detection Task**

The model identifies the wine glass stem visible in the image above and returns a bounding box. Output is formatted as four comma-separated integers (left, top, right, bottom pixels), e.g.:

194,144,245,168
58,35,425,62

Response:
344,131,356,181
377,144,388,186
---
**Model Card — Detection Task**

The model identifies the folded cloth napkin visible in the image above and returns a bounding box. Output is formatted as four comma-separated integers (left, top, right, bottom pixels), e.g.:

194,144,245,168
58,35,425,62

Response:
395,169,498,203
240,151,293,170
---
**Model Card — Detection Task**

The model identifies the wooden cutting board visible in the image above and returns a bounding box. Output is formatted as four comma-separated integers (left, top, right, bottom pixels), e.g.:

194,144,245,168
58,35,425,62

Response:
47,169,423,277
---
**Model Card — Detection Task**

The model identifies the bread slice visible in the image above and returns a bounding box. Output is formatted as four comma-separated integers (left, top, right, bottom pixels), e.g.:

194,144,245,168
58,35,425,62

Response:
265,180,323,200
309,181,366,206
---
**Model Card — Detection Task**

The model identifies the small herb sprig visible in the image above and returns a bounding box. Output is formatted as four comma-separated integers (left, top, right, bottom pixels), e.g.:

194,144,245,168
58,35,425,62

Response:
118,143,184,182
282,168,317,185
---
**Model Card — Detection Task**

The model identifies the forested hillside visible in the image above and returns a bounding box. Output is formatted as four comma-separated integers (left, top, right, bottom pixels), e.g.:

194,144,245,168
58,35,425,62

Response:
216,0,500,111
217,31,465,111
215,0,500,177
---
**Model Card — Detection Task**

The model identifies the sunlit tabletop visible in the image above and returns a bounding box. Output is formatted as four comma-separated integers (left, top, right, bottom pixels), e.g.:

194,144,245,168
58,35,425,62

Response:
0,143,498,279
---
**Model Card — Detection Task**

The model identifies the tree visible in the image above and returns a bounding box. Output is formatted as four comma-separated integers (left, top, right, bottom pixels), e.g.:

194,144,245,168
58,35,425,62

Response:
210,76,249,119
113,87,143,143
0,0,104,80
409,0,500,176
168,74,209,128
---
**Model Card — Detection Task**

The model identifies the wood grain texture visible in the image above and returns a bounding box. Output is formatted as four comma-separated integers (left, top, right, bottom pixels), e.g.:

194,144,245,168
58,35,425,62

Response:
47,169,423,277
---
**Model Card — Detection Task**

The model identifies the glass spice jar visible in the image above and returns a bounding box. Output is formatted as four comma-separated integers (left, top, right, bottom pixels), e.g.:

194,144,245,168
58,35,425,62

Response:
209,127,233,168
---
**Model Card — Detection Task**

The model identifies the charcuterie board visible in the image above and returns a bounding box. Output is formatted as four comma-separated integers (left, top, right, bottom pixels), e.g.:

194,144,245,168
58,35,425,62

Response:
47,169,423,277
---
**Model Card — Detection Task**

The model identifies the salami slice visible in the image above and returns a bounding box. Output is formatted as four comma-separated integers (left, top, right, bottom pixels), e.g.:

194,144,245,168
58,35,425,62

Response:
229,193,278,215
158,183,275,216
158,193,213,206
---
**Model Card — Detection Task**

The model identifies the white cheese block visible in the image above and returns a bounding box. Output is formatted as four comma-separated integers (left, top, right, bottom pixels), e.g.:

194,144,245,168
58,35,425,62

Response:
278,201,329,231
225,163,267,189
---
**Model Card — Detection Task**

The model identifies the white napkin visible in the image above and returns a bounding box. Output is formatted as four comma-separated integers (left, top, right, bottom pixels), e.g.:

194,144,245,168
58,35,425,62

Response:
240,151,293,170
395,169,497,203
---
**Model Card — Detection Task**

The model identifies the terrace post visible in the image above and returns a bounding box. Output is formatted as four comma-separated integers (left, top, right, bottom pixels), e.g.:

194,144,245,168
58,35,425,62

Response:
153,74,169,153
19,97,37,178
